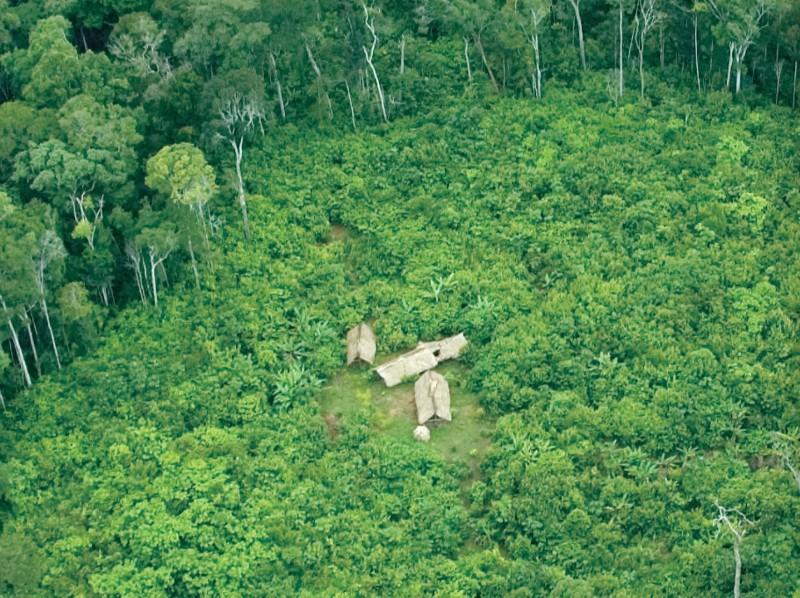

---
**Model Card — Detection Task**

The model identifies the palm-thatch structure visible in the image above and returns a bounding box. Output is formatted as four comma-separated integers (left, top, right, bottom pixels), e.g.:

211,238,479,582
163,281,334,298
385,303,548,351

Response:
414,370,452,424
418,333,468,362
375,333,468,387
346,323,377,365
375,346,438,387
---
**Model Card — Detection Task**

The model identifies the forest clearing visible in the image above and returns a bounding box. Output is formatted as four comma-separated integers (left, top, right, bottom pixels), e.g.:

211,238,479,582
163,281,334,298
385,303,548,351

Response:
1,0,799,595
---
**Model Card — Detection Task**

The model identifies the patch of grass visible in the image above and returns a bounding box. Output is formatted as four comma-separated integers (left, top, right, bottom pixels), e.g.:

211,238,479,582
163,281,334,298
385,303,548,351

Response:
318,361,493,479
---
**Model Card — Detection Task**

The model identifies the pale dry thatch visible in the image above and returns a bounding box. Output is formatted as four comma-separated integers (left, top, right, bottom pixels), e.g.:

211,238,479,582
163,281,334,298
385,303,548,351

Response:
414,370,451,424
375,333,468,387
375,347,438,387
346,323,376,365
418,333,468,362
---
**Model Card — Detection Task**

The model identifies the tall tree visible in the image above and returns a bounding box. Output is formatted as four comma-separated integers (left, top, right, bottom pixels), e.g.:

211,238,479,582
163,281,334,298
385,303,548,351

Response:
426,0,501,89
708,0,772,94
566,0,588,69
205,69,266,241
146,143,218,287
31,208,66,370
633,0,663,98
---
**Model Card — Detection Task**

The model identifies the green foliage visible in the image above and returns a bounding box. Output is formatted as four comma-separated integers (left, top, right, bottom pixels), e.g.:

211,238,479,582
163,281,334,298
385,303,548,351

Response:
0,0,799,595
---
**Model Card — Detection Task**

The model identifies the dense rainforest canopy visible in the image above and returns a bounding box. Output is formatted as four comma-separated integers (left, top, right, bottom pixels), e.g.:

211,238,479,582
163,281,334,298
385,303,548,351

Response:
1,0,799,596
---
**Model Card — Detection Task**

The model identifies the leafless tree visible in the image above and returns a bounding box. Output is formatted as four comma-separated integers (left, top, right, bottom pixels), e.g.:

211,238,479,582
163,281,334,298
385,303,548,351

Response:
361,2,389,123
633,0,663,98
33,227,66,370
714,503,754,598
216,92,266,241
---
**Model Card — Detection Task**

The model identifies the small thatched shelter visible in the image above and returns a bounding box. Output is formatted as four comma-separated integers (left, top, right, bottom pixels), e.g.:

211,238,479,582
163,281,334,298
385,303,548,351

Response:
346,323,376,365
375,346,438,387
375,333,468,387
414,370,452,425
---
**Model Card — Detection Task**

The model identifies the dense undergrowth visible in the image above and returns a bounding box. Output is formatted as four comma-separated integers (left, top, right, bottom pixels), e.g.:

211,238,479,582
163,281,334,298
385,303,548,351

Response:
2,88,800,596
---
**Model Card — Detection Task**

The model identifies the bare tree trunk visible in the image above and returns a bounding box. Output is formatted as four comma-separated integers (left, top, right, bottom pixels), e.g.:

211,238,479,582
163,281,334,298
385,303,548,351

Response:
149,253,159,307
269,52,286,120
41,298,61,370
475,35,499,91
639,46,645,98
733,538,742,598
735,61,742,94
619,0,624,97
231,137,251,241
2,298,31,388
726,42,734,90
363,47,388,122
659,23,665,68
128,246,148,305
400,35,405,75
188,239,200,289
569,0,587,70
361,3,388,123
0,388,5,411
464,37,473,82
304,41,333,118
793,61,797,108
694,15,701,92
344,80,357,130
533,35,542,99
25,317,40,378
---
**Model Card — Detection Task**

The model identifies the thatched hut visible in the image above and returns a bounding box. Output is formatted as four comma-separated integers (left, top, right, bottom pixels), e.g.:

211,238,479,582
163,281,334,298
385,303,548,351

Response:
414,370,452,425
346,323,376,365
375,333,468,387
375,346,438,387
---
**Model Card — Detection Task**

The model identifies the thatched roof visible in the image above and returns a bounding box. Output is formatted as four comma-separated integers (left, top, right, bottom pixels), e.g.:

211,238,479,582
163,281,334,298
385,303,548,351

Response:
414,370,451,424
375,333,468,387
346,323,376,365
375,346,438,387
418,333,468,362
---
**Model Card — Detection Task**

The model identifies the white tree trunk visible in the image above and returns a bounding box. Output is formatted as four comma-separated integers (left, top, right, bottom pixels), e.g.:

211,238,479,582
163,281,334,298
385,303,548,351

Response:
269,52,286,120
2,298,31,387
25,317,40,378
569,0,587,70
639,46,645,98
41,297,61,370
231,137,251,240
726,42,734,90
150,253,159,307
304,41,333,118
733,539,742,598
400,35,405,75
475,35,499,91
736,63,742,94
793,61,797,108
619,0,624,97
694,15,701,92
363,47,388,122
188,239,200,289
464,37,473,82
345,80,357,130
533,35,542,99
